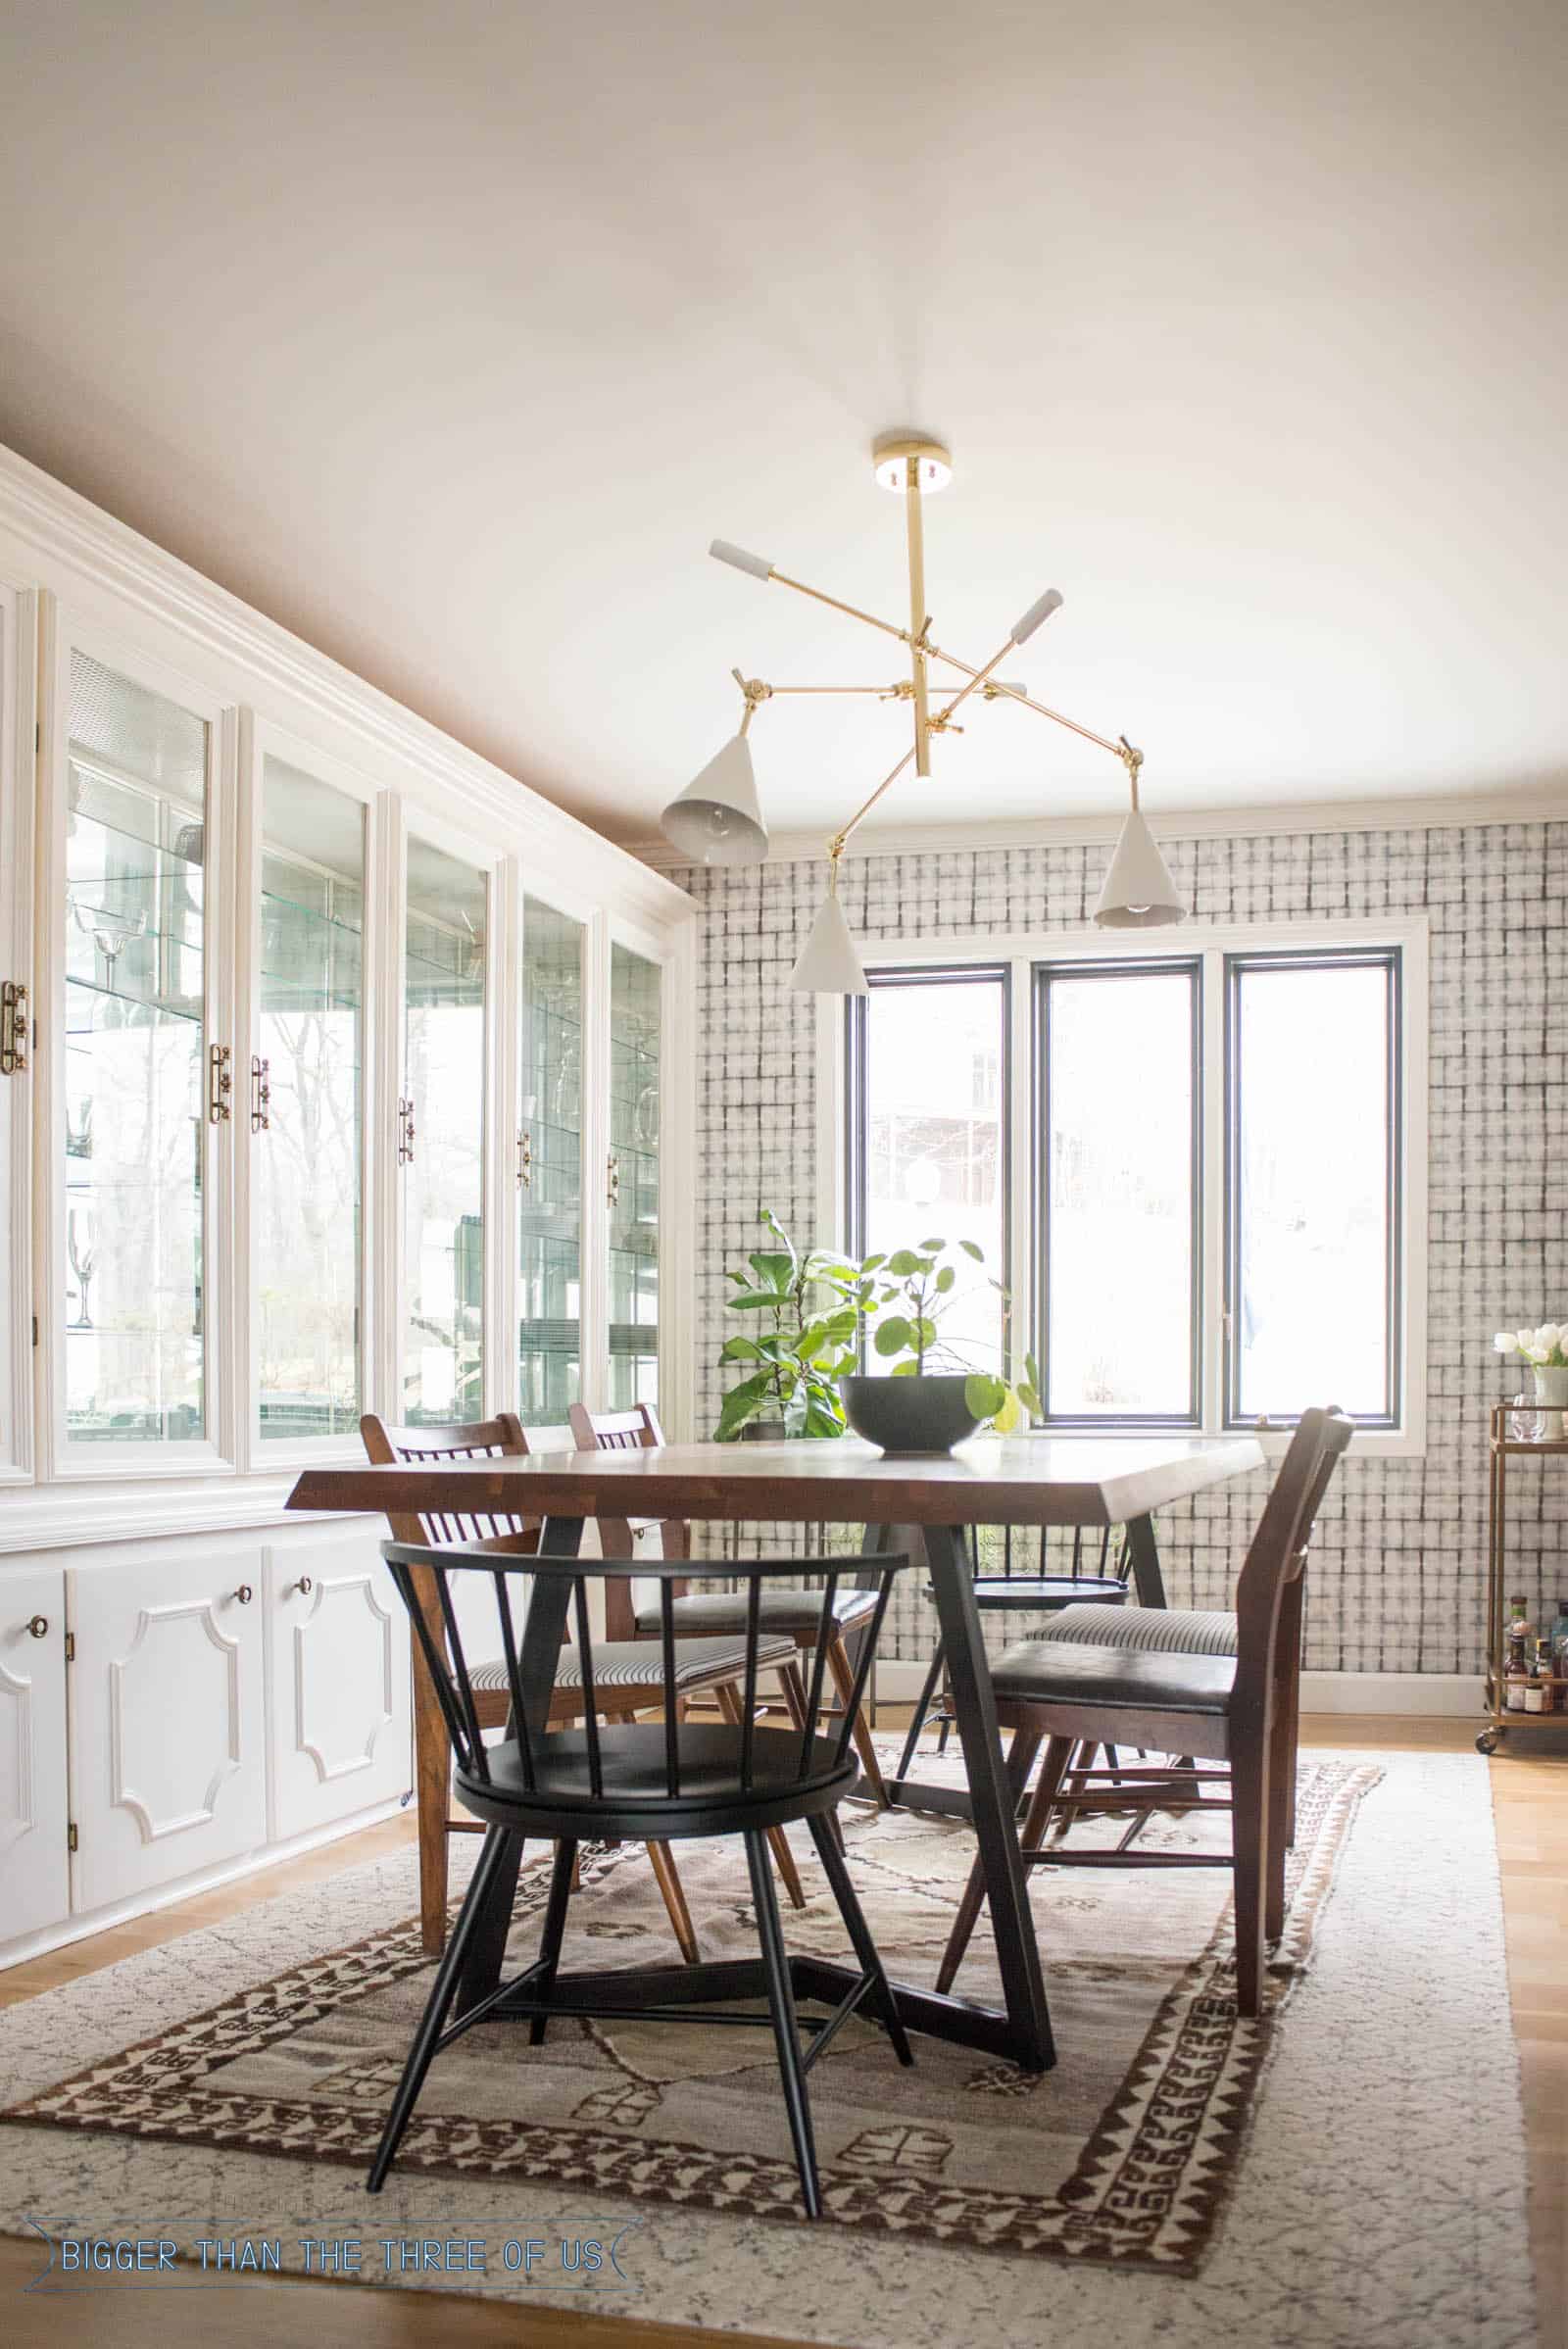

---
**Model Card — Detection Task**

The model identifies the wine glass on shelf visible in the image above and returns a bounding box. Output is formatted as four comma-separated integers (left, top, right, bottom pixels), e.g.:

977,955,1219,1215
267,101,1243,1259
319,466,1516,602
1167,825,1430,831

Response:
65,1094,94,1159
72,900,148,990
68,1207,98,1330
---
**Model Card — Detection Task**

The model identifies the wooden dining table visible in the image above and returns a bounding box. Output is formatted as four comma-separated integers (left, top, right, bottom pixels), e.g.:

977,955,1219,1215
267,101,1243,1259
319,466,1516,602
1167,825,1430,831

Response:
287,1432,1264,2074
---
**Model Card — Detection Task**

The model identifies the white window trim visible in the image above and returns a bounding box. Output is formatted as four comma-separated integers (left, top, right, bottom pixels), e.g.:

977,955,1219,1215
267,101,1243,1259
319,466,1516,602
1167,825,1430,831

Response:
815,913,1429,1461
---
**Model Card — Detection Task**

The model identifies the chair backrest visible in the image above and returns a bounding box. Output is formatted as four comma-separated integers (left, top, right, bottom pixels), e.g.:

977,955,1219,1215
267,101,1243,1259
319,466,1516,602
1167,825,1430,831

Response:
361,1412,538,1548
1231,1406,1353,1722
965,1522,1127,1585
379,1542,910,1804
567,1400,665,1452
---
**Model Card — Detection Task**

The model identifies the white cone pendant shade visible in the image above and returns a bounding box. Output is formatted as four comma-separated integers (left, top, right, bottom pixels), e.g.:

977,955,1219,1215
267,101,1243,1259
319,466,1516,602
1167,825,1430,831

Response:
788,876,868,993
660,733,769,865
1094,806,1187,928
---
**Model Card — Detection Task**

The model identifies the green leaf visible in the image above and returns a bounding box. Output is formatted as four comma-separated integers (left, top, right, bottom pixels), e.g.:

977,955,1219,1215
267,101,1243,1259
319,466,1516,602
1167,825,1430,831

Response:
1017,1381,1042,1418
747,1250,795,1292
872,1315,912,1357
914,1317,938,1349
918,1236,946,1250
727,1289,789,1311
992,1386,1023,1434
964,1373,1006,1418
759,1209,798,1275
958,1239,985,1261
713,1373,772,1440
934,1264,956,1294
717,1334,762,1362
885,1248,924,1278
802,1397,846,1438
858,1253,887,1276
891,1358,920,1377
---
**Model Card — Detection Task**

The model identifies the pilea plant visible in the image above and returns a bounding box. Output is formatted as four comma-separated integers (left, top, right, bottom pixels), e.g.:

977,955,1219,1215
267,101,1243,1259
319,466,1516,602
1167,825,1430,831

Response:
862,1237,1042,1431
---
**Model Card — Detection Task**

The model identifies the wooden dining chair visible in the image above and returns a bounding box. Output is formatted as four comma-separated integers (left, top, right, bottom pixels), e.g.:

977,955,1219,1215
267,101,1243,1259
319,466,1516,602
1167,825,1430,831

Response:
363,1413,807,1961
368,1537,913,2217
569,1400,890,1804
933,1407,1353,2017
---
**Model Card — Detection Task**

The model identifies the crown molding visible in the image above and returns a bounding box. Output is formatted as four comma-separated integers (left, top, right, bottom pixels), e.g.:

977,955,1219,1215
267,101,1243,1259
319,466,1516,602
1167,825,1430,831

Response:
0,439,692,931
620,782,1568,875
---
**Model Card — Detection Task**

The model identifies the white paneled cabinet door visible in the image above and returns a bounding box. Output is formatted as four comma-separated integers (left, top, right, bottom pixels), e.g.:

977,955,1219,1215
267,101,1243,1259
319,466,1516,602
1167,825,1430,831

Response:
0,1567,70,1940
267,1527,411,1840
67,1542,267,1914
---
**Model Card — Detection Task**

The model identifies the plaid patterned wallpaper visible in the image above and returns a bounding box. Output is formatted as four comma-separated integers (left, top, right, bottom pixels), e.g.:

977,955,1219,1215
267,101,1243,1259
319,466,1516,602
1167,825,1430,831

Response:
670,819,1568,1675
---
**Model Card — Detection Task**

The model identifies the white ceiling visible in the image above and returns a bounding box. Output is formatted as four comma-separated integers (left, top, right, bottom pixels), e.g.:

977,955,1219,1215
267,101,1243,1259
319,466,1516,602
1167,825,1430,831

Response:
1,0,1564,853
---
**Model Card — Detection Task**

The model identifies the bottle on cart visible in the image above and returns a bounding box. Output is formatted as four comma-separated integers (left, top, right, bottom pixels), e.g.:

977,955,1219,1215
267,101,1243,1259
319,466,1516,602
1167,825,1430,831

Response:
1505,1632,1530,1711
1534,1639,1556,1714
1550,1596,1568,1677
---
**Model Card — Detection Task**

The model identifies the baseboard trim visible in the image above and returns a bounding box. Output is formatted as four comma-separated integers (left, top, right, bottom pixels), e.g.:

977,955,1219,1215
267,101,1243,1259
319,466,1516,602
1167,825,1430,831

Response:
0,1796,409,1975
872,1660,1481,1719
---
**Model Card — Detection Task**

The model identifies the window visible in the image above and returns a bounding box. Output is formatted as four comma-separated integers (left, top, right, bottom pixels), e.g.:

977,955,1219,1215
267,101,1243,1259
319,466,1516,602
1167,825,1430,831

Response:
838,925,1423,1447
608,944,661,1408
1227,950,1400,1427
850,968,1008,1367
1040,961,1200,1420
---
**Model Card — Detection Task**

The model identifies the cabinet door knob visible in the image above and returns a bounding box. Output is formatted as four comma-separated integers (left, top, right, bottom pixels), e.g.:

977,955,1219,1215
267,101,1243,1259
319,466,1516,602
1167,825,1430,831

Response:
234,1584,254,1604
25,1613,48,1639
294,1575,313,1596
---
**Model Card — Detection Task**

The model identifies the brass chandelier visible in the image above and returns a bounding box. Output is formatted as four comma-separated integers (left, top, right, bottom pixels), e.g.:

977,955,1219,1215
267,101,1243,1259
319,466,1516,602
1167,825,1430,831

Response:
661,432,1187,991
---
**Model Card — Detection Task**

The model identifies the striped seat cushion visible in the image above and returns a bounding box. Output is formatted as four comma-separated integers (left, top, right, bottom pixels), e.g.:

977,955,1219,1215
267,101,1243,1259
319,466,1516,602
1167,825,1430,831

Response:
632,1586,880,1639
468,1631,798,1697
1042,1603,1238,1658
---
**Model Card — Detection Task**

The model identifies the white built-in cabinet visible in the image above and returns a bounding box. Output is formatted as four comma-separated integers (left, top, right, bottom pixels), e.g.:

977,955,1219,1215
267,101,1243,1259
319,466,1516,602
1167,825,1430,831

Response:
0,442,695,1965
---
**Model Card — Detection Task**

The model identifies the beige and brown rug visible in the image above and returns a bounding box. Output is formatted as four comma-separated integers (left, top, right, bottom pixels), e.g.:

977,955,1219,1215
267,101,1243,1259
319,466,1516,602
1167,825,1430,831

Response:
5,1755,1377,2275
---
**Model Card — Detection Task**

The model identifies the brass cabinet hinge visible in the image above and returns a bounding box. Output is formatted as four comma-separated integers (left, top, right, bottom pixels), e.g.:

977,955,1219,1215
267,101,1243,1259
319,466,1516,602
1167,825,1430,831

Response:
207,1042,233,1123
67,1823,78,1854
64,1631,75,1663
0,980,27,1075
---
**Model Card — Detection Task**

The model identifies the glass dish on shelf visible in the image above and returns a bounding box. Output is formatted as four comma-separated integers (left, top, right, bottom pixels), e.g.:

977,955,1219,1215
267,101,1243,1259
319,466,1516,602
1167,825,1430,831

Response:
1504,1393,1549,1443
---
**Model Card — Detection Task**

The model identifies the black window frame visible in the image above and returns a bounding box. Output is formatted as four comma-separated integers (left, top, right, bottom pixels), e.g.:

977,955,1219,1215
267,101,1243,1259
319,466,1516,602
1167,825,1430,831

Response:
1222,945,1403,1431
1034,954,1204,1430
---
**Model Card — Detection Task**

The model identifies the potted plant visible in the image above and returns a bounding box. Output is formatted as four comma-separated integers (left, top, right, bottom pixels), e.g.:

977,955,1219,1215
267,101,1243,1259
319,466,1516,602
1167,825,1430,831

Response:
841,1239,1041,1454
712,1210,862,1441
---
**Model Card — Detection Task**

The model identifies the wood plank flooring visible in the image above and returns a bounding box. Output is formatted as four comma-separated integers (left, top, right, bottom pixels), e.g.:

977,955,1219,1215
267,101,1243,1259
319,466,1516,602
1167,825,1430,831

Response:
1,1715,1561,2349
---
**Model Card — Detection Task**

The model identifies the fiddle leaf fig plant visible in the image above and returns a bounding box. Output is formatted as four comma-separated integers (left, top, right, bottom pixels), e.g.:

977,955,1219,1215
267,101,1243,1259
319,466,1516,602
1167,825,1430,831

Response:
713,1209,862,1441
860,1238,1043,1433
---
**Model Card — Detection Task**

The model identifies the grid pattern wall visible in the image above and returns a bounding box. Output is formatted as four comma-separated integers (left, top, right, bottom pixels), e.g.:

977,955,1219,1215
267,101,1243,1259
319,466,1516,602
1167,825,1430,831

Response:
671,819,1568,1675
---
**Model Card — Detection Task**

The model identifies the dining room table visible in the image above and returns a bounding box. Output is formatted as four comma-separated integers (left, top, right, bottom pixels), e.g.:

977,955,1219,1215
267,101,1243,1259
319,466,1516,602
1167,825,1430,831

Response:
287,1431,1265,2075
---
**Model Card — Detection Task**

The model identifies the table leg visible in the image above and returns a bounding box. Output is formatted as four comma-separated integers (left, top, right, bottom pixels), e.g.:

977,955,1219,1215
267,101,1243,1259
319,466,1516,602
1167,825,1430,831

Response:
1124,1513,1169,1608
921,1522,1054,2072
457,1512,583,2014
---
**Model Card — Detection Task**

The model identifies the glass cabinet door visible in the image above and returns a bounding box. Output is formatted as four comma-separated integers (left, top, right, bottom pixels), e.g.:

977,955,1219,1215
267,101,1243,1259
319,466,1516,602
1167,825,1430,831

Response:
608,943,661,1409
402,839,487,1425
518,898,583,1418
62,650,210,1447
255,755,364,1443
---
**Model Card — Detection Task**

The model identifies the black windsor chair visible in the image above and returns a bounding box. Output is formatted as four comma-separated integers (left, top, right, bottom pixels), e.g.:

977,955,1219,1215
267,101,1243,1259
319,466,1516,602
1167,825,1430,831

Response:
369,1538,915,2219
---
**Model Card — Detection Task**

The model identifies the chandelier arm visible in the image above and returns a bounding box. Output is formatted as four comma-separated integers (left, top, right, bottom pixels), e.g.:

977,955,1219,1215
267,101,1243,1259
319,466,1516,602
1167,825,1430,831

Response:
923,636,1126,759
906,460,932,778
766,568,914,647
828,746,918,860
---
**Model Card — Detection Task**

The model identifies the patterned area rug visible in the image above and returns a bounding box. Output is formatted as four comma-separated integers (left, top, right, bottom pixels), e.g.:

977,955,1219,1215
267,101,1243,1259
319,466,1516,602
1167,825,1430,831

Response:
5,1754,1378,2275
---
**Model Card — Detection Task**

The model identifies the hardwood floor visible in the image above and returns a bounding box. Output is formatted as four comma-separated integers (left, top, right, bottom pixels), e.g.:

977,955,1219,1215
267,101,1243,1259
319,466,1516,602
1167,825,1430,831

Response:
1,1715,1562,2349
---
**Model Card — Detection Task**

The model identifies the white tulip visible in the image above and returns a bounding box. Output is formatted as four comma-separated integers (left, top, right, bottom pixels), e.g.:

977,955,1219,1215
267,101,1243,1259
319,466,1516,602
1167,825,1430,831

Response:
1494,1332,1516,1352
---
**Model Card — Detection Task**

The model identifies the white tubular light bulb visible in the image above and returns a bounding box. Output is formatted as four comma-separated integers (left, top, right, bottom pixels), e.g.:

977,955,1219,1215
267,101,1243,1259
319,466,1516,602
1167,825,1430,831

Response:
1010,588,1064,645
710,540,774,581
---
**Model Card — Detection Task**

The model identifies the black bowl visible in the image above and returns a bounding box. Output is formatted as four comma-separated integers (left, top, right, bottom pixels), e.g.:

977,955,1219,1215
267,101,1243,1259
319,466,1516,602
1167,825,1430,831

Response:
838,1374,981,1455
